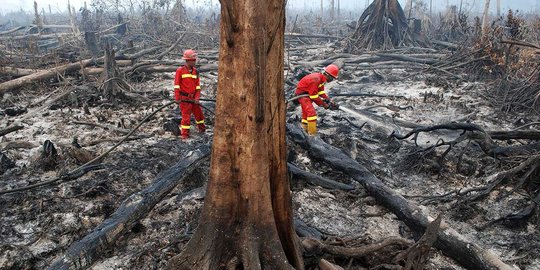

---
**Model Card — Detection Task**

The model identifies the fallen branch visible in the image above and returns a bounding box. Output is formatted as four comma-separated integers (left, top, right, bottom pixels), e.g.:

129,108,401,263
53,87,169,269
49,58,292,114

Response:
479,191,540,231
82,135,152,147
287,124,516,270
285,33,341,39
391,123,485,143
123,46,164,60
0,86,78,136
302,237,411,258
0,125,23,137
488,130,540,140
501,39,540,50
288,163,355,190
0,33,72,41
0,26,26,35
294,218,323,239
332,92,407,99
156,33,186,60
0,59,96,94
72,121,131,134
375,53,438,65
47,146,210,270
431,40,459,49
0,67,42,77
318,259,344,270
463,154,540,202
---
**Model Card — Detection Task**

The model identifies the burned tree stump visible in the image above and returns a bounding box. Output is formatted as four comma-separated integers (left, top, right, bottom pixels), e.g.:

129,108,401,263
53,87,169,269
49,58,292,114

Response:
98,41,129,102
347,0,417,51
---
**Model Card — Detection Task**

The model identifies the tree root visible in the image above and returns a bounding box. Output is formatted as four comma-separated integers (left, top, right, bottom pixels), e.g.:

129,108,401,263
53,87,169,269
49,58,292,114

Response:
394,215,442,270
302,237,412,259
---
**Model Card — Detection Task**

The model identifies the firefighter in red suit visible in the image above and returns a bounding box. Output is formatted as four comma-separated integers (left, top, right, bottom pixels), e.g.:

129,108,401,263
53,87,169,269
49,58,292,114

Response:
174,49,206,139
295,64,340,135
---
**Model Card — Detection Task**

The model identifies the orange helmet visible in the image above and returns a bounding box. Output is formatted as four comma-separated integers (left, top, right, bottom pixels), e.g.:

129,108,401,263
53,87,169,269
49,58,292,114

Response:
324,64,339,79
182,49,197,61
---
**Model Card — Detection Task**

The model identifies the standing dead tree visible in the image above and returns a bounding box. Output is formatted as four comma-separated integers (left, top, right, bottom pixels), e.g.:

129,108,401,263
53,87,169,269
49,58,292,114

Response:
435,5,469,42
98,41,130,102
166,0,303,269
347,0,418,52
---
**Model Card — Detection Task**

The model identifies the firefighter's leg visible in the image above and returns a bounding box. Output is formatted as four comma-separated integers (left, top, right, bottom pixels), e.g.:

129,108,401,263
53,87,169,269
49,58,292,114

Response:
180,102,192,138
193,104,206,132
307,119,317,135
301,110,308,132
304,101,318,135
299,98,310,132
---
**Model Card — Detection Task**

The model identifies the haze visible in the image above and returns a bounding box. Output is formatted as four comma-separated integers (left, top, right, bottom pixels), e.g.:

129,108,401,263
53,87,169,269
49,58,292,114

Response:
1,0,538,15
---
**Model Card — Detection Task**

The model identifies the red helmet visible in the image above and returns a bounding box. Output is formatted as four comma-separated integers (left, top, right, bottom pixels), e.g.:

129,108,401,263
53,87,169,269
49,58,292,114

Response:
182,49,197,61
324,64,339,79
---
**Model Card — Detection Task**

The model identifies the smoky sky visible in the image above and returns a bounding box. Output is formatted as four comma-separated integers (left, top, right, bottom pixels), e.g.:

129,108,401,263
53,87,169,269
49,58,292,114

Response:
1,0,538,14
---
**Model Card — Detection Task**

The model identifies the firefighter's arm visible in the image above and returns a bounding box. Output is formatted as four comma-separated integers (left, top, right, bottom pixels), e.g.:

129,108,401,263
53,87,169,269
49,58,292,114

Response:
308,82,327,107
323,97,339,110
174,69,182,101
195,75,202,100
318,85,329,100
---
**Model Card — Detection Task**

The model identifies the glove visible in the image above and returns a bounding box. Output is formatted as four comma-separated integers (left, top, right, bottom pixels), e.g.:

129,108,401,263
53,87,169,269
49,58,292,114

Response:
193,100,200,104
322,103,330,109
329,101,339,110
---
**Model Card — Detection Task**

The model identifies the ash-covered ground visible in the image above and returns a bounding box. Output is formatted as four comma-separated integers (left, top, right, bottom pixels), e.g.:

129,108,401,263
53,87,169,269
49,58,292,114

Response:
1,49,539,270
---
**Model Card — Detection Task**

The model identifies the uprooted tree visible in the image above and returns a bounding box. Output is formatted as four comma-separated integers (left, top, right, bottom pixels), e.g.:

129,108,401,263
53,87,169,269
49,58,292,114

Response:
347,0,418,51
166,0,304,269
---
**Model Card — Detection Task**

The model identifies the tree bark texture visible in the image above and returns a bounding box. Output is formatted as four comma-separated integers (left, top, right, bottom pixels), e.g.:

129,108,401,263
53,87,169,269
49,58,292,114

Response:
166,0,303,269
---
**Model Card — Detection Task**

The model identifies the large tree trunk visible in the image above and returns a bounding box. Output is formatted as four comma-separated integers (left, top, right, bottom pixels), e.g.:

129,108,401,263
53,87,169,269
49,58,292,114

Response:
166,0,303,269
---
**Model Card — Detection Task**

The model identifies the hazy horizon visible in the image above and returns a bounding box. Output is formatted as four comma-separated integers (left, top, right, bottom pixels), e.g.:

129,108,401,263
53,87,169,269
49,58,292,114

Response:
1,0,538,15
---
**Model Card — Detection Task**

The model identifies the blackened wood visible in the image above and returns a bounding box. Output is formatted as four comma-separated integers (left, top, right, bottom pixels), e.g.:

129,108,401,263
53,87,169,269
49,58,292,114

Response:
0,125,23,137
287,124,515,270
47,146,210,270
488,130,540,140
288,163,355,191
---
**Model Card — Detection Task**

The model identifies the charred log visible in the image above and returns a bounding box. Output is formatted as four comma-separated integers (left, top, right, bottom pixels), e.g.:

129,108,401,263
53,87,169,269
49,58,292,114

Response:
0,124,24,137
288,163,355,191
288,124,515,270
47,146,210,270
0,59,95,94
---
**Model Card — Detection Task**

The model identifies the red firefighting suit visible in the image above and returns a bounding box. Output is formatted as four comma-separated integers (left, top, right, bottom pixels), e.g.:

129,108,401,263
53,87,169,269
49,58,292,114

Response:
295,72,330,133
174,65,205,138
